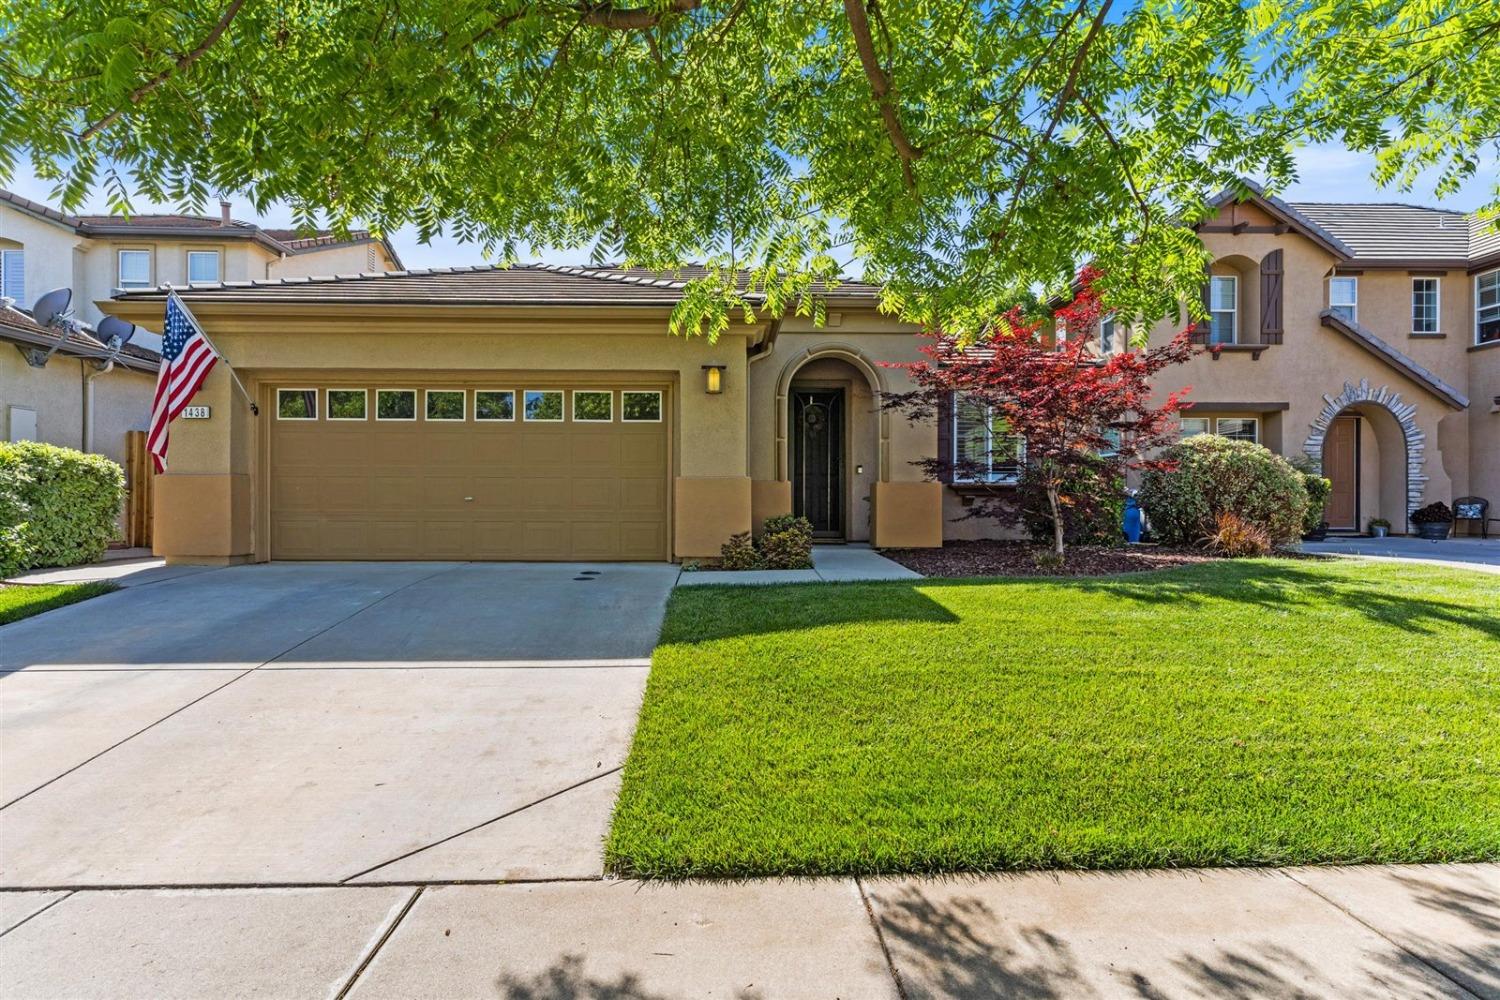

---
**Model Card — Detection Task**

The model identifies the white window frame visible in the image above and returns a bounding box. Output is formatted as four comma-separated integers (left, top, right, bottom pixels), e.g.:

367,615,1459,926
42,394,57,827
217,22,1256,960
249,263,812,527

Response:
1215,417,1259,444
186,250,220,284
325,388,367,421
572,389,614,423
1329,276,1358,323
522,389,564,422
0,248,24,301
1099,313,1117,354
117,249,152,289
473,389,516,422
424,389,466,422
1209,275,1238,344
374,389,417,421
952,392,1025,485
1477,268,1500,346
621,390,663,423
1411,277,1441,334
1180,416,1211,437
276,387,318,421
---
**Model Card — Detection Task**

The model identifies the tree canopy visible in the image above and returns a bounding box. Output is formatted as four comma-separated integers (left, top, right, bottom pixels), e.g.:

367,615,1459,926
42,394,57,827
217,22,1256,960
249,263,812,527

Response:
3,1,1496,337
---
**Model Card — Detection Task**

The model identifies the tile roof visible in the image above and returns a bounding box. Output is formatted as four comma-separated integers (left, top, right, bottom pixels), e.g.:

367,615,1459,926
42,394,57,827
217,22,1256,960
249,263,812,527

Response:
1,189,403,269
111,262,883,307
1291,203,1476,264
0,303,161,371
1318,309,1467,409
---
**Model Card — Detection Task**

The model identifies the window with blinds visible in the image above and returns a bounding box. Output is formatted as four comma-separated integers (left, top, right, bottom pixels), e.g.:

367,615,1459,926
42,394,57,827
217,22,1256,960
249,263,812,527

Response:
953,393,1025,483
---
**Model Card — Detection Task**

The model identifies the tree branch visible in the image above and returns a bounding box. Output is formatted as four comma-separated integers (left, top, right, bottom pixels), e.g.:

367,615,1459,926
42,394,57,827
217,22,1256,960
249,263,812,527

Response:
81,0,249,140
577,0,700,30
843,0,922,190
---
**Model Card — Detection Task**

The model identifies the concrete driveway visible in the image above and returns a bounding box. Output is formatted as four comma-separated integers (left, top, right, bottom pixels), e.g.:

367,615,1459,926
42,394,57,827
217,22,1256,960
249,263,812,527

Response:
0,561,678,887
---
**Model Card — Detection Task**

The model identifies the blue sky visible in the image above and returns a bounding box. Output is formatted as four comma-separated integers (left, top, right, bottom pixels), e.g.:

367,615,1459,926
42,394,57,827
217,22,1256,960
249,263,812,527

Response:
4,143,1495,272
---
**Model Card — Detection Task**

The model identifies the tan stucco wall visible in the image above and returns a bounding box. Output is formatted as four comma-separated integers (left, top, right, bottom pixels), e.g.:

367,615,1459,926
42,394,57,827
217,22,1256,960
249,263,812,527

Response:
272,242,398,278
0,208,85,315
0,348,153,467
1467,344,1500,521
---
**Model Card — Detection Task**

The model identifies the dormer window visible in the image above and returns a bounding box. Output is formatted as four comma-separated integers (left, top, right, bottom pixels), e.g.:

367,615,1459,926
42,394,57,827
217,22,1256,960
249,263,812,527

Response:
1209,275,1237,344
1329,276,1358,323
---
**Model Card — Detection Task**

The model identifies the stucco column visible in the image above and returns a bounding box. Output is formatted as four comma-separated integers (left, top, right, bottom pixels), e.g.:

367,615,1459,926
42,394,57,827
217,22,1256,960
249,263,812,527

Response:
153,367,255,564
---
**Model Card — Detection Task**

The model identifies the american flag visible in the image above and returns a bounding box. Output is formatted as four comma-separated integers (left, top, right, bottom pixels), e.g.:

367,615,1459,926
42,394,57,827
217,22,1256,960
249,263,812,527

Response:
148,293,218,473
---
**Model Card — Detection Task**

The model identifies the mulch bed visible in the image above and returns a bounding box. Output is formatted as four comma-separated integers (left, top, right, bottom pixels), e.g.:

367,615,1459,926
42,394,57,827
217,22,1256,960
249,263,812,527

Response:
880,540,1222,577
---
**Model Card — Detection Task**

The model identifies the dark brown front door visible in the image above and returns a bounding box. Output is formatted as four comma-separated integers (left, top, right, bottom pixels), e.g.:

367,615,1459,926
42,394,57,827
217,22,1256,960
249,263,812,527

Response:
792,388,844,537
1323,415,1359,530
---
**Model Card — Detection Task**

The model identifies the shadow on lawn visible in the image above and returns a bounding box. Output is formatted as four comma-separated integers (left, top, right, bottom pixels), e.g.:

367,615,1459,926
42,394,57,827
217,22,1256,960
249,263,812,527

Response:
669,560,1499,645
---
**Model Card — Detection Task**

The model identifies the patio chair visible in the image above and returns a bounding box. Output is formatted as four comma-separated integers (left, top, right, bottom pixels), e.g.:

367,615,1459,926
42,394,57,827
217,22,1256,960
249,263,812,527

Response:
1452,497,1490,539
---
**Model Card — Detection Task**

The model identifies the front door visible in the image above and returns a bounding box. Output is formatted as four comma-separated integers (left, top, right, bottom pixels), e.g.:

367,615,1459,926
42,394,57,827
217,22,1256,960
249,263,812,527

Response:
792,388,844,537
1323,415,1360,530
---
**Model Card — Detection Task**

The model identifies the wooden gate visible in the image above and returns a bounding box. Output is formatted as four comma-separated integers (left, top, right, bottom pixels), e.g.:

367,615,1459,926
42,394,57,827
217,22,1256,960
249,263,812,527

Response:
125,430,154,548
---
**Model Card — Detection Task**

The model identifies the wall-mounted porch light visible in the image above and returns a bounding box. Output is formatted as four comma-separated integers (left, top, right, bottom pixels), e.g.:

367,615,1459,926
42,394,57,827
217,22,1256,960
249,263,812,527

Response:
702,364,726,394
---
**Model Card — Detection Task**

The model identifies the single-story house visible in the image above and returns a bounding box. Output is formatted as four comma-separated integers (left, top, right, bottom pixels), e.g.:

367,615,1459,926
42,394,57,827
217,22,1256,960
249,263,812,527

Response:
105,265,955,564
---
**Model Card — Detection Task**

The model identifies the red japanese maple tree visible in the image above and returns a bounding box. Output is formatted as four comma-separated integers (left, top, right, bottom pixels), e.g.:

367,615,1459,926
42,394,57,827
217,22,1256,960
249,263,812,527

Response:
885,268,1201,557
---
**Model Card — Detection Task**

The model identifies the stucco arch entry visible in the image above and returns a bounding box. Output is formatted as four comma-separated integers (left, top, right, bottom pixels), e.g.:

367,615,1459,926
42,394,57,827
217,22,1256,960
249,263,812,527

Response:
773,343,891,482
1303,378,1425,524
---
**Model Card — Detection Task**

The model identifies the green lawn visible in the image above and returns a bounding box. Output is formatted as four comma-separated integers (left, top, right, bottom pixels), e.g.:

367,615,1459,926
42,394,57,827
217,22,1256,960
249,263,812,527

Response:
0,582,117,626
606,559,1500,878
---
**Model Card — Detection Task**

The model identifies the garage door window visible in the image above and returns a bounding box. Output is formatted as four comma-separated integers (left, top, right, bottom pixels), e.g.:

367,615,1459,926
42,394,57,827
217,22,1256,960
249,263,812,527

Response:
573,390,612,422
376,390,416,420
475,390,515,421
277,388,317,420
524,390,563,421
426,390,465,421
327,389,367,420
622,391,662,422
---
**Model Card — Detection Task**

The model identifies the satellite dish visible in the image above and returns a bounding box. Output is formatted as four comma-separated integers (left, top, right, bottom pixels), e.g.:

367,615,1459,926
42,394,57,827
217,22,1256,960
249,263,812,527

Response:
96,315,139,347
31,288,73,329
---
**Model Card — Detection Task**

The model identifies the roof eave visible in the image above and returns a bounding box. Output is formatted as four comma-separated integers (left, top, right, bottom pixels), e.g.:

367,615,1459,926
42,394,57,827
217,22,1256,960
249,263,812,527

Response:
1318,309,1467,410
1206,179,1355,259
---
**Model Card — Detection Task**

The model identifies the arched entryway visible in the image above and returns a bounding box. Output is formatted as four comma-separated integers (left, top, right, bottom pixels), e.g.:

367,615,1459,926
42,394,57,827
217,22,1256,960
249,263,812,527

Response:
1304,379,1424,533
774,345,888,541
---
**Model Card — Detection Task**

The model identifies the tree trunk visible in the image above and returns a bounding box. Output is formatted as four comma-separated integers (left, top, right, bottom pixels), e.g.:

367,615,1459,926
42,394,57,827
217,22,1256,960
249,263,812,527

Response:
1047,481,1065,558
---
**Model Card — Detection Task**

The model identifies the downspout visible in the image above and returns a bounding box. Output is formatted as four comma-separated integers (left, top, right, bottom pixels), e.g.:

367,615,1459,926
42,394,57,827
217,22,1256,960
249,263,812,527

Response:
83,357,115,454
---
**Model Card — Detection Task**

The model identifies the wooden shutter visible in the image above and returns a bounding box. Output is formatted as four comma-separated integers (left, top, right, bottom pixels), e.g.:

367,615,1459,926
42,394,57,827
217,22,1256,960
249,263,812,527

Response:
1260,249,1284,344
1192,264,1212,344
936,393,955,484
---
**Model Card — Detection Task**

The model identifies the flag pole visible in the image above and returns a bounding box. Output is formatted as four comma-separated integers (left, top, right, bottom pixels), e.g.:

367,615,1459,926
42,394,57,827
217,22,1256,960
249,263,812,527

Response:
166,289,259,415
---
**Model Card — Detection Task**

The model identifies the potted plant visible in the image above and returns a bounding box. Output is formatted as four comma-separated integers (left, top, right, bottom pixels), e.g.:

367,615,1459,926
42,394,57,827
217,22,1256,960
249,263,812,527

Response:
1410,502,1454,540
1367,517,1391,538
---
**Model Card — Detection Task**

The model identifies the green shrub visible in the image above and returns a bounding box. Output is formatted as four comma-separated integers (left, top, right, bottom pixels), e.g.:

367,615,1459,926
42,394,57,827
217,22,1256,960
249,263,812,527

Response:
719,531,762,570
1018,461,1125,547
1290,455,1332,534
758,514,814,569
0,441,126,575
1139,435,1309,547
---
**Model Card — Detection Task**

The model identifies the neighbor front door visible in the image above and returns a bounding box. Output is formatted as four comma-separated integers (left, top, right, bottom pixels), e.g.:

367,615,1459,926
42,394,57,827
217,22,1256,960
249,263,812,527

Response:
1323,415,1359,530
792,388,844,537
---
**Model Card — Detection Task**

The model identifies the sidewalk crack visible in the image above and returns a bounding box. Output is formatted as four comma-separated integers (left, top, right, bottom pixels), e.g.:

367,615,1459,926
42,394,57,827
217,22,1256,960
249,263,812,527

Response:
856,877,909,1000
335,886,422,999
1282,869,1484,1000
339,766,623,884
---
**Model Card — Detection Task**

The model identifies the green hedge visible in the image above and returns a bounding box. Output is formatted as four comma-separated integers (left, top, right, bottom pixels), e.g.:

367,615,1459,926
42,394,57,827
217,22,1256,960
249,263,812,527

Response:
1139,435,1309,547
0,441,126,576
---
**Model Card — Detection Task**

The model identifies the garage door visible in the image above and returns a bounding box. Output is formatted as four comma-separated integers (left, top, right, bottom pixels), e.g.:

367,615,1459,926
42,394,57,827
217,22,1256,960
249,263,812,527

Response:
269,384,669,560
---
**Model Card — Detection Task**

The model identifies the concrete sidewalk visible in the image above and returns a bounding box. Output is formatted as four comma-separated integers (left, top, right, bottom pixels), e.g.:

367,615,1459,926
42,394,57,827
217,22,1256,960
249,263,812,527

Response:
1303,535,1500,574
0,864,1492,999
677,543,921,586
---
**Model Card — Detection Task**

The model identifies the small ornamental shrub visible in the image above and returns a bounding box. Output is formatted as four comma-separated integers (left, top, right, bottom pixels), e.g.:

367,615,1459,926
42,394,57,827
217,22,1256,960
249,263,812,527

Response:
1202,511,1272,557
1289,456,1332,535
758,514,814,569
1139,435,1309,546
719,531,762,570
1019,462,1124,547
0,441,126,575
1410,502,1453,524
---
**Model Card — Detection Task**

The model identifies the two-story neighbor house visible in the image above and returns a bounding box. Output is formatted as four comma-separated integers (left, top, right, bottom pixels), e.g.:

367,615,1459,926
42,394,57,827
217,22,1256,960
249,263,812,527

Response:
1150,182,1496,535
0,189,403,328
1,189,404,462
97,187,1495,565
